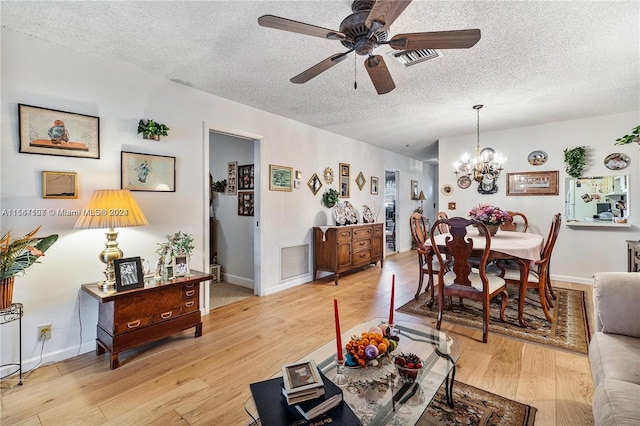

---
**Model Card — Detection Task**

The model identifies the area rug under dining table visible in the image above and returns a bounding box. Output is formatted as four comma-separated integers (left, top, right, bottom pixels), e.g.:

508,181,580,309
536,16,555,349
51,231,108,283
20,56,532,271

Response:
397,287,590,354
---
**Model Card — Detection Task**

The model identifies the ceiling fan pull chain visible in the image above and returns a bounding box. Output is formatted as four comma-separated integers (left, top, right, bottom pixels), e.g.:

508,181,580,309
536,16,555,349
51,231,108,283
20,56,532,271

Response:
354,53,358,89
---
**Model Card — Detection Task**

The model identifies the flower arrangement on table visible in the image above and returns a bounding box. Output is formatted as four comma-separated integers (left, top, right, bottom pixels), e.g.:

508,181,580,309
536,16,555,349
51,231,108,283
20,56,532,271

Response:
468,204,512,225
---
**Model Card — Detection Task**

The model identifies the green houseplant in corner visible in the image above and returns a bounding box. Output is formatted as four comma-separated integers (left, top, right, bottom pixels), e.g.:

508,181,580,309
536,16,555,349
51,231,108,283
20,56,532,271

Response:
563,146,587,178
0,226,58,309
322,188,339,208
137,119,170,140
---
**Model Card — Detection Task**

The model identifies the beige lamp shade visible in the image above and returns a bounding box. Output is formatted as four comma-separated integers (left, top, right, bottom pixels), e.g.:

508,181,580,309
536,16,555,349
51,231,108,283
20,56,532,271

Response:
74,189,148,289
418,191,426,201
74,189,148,229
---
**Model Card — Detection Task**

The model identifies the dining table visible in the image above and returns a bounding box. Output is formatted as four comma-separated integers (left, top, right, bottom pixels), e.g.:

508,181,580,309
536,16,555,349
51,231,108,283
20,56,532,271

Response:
425,229,544,327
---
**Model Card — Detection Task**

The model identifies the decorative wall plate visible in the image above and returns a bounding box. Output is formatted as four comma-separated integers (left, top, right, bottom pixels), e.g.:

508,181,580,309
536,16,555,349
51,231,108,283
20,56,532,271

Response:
323,167,334,184
441,184,453,196
604,153,630,170
528,150,548,166
457,175,471,189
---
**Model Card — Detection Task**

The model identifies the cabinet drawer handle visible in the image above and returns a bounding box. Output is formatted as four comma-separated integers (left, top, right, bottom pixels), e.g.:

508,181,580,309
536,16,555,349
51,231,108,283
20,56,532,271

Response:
127,320,141,329
161,311,173,319
185,301,195,308
185,290,195,297
185,283,196,288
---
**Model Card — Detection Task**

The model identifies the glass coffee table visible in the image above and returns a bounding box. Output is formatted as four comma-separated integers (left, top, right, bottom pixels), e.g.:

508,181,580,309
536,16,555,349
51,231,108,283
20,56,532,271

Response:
247,318,459,425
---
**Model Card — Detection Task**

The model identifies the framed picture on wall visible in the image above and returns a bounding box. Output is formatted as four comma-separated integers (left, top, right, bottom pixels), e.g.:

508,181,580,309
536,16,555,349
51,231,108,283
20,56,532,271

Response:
339,162,350,198
238,164,254,190
371,176,379,195
227,161,237,195
238,191,254,216
506,171,559,196
269,164,292,191
42,171,78,199
121,151,175,192
19,104,100,159
411,180,419,199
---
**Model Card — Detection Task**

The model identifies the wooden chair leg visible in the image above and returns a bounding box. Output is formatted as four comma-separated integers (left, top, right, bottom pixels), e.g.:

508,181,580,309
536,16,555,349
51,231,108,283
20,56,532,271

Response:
414,256,424,299
436,283,445,330
539,285,554,323
498,290,509,322
482,299,489,343
547,269,557,300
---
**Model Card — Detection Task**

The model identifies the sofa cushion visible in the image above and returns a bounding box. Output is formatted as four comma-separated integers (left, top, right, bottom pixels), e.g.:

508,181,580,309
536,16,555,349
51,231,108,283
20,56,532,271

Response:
593,272,640,336
593,379,640,426
589,332,640,387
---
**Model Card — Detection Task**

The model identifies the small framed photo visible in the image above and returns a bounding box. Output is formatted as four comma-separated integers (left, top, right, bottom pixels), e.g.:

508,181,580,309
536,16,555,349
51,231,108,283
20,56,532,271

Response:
210,264,221,283
121,151,175,192
269,164,292,191
281,360,324,394
506,170,559,196
42,171,78,199
307,173,322,195
238,164,254,190
238,191,254,216
114,257,145,292
172,255,189,278
339,162,350,198
370,176,379,195
19,104,100,159
227,161,237,195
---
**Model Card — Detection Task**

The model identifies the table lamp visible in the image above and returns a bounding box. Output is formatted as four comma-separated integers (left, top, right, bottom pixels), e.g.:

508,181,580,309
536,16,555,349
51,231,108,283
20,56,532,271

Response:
418,190,426,211
74,189,148,290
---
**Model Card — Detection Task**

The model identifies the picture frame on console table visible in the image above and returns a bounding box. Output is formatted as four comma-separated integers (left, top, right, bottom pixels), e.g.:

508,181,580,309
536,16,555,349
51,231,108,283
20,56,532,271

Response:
121,151,175,192
506,170,559,196
114,256,145,292
19,104,100,159
172,255,189,277
281,360,323,395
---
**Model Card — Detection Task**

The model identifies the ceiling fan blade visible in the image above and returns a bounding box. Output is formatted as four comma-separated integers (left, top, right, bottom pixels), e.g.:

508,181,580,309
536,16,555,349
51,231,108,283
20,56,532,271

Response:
258,15,345,40
364,55,396,95
389,29,481,50
365,0,412,31
290,52,351,84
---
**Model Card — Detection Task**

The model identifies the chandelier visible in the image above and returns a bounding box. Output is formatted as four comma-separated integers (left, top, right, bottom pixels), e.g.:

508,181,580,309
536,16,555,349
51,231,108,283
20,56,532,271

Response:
453,105,505,193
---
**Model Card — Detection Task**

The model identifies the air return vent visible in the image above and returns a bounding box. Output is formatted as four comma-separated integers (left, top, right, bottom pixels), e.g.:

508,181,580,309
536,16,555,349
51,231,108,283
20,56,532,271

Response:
391,49,442,67
281,244,309,281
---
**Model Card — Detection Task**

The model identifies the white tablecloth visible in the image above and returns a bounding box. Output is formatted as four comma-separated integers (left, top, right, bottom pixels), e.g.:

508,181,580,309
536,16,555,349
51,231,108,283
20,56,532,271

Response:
427,229,544,261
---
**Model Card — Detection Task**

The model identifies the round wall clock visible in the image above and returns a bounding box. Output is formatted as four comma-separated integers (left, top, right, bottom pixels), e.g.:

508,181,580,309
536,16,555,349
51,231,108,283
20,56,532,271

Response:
528,150,548,166
441,184,453,196
457,175,471,189
604,153,630,170
323,167,334,184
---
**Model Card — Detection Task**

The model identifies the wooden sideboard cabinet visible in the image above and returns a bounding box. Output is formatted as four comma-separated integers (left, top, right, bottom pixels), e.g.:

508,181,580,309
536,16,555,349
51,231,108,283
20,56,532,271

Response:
627,240,640,272
313,223,384,285
81,271,212,369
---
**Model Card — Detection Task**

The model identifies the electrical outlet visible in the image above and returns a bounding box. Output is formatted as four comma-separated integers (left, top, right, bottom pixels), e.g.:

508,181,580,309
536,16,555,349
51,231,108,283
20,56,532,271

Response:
37,323,52,341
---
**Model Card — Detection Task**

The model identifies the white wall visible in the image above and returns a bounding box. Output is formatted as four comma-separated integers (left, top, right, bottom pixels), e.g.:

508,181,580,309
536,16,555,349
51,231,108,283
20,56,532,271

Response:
0,29,433,370
438,111,640,283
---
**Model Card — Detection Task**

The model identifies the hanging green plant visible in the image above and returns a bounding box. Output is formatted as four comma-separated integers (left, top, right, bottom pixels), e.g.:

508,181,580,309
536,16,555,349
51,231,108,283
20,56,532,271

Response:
614,125,639,145
137,119,170,140
563,146,587,178
322,188,339,208
212,180,227,192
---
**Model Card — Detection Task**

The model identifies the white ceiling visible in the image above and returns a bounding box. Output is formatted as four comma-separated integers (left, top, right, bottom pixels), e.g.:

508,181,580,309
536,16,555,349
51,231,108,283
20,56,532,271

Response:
2,1,639,162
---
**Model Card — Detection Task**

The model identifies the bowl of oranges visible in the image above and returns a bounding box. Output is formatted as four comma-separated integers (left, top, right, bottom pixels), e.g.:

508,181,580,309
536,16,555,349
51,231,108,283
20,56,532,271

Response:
344,324,399,368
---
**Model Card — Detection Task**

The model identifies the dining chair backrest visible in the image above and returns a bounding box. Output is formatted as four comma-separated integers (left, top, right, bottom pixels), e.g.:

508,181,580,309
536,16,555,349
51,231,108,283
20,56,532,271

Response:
409,212,429,249
540,213,562,265
500,211,529,232
430,216,492,288
436,211,450,234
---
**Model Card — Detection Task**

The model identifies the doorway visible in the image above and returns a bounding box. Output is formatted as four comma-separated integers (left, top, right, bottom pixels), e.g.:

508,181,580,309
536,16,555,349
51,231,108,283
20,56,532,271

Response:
385,170,398,253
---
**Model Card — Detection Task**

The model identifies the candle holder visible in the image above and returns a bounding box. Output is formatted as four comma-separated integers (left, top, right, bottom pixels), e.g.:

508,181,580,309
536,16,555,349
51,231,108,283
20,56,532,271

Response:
334,357,348,386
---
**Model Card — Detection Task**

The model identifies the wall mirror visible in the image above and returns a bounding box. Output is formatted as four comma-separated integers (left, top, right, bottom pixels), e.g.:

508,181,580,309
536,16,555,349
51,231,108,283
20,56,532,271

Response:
565,175,629,224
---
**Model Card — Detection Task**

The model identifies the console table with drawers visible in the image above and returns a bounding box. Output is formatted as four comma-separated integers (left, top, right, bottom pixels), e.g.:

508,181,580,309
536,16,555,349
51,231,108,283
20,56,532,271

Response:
81,271,212,369
313,223,384,285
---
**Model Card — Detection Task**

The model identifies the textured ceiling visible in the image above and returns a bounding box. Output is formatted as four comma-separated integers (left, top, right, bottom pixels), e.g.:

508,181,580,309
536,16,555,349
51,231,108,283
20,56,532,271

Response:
2,1,639,162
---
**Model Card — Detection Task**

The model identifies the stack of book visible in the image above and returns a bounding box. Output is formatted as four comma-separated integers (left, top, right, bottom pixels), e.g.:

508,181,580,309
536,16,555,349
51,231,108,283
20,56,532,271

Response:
250,360,360,425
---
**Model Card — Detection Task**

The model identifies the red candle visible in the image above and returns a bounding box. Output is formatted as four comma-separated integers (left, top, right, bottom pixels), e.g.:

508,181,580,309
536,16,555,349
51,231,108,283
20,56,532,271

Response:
334,299,343,361
389,274,395,325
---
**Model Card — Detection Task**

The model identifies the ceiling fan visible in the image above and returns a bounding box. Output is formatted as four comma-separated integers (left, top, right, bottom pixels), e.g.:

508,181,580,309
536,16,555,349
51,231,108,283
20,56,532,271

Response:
258,0,481,95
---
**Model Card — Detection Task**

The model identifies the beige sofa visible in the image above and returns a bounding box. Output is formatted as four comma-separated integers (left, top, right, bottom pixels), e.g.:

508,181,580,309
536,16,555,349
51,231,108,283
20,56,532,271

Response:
589,272,640,425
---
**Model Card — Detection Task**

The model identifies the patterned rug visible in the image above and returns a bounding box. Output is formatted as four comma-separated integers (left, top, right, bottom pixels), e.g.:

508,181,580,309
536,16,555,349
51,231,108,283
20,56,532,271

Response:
397,287,590,354
418,381,536,425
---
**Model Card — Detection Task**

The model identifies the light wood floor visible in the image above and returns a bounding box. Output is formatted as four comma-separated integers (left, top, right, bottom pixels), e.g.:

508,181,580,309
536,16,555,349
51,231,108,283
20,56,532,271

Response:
0,251,594,425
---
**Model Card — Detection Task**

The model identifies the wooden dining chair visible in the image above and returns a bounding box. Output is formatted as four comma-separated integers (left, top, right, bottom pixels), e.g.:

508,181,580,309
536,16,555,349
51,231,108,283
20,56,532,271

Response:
496,213,562,322
409,213,437,304
500,211,529,232
436,211,450,234
430,217,509,343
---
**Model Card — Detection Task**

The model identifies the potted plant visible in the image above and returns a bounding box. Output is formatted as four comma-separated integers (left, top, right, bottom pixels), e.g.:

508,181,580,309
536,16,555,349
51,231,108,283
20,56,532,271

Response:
614,125,639,145
212,180,227,193
322,188,339,208
0,226,58,309
137,119,170,140
563,146,587,178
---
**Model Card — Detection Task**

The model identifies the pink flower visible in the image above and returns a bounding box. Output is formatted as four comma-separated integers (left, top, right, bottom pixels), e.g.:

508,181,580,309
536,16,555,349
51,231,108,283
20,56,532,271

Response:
468,204,512,225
